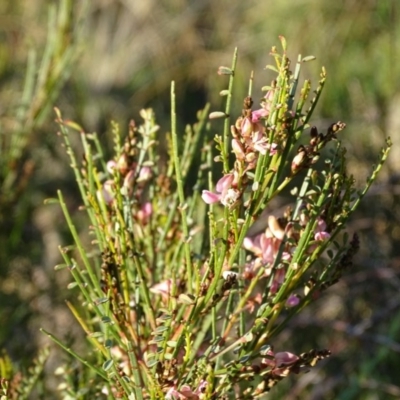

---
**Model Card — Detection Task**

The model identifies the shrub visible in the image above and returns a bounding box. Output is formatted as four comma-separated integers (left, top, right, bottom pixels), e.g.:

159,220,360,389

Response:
40,37,390,399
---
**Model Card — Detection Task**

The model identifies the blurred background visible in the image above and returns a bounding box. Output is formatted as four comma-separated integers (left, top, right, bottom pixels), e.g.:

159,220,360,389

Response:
0,0,399,398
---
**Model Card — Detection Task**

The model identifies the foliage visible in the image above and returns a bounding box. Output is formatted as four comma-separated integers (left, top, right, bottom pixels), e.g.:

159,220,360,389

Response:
36,38,391,398
1,2,399,399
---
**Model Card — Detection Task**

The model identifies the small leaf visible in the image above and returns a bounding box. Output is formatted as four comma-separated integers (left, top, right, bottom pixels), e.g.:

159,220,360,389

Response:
146,358,158,368
105,339,113,349
260,344,271,355
95,297,109,305
153,335,165,343
219,89,230,96
89,332,103,338
244,332,253,342
261,85,274,92
64,119,84,132
101,316,112,324
279,35,287,51
239,354,251,364
44,198,59,205
178,293,196,305
67,282,78,290
103,359,113,371
233,346,242,354
265,65,279,73
164,353,173,360
166,341,177,348
209,111,228,120
153,325,169,334
302,55,316,62
54,264,69,270
145,353,157,368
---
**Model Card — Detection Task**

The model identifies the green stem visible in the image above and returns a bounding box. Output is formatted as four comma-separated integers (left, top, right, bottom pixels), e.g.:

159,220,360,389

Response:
40,328,109,380
170,81,193,293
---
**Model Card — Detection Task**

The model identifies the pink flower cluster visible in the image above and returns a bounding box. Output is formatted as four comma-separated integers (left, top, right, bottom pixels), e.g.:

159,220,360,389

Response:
231,90,277,169
203,91,278,208
96,153,153,224
242,214,330,302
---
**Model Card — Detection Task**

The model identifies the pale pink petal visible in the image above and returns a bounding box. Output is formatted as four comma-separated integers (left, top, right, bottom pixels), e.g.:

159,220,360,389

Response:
137,202,152,224
123,170,135,190
275,351,299,367
241,116,253,137
106,160,117,174
150,279,172,296
166,387,185,400
286,294,300,307
216,173,234,193
232,138,245,160
252,108,268,123
260,235,276,263
98,180,114,205
195,380,207,395
243,237,261,255
268,143,278,155
201,190,220,204
315,231,331,241
180,385,198,398
138,166,152,182
316,218,327,232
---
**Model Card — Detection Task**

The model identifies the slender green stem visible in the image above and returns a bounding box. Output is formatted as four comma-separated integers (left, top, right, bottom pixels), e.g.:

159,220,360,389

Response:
170,81,193,292
58,190,102,295
40,329,109,380
222,48,238,173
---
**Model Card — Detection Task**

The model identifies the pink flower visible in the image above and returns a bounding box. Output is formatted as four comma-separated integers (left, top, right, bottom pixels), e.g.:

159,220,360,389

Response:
97,180,115,205
314,218,330,241
252,107,269,123
243,232,290,265
286,294,300,307
106,160,117,174
232,138,245,160
250,130,278,156
270,267,286,295
123,170,135,191
202,174,240,207
240,116,253,138
251,90,274,123
137,202,152,224
150,279,173,302
137,166,152,183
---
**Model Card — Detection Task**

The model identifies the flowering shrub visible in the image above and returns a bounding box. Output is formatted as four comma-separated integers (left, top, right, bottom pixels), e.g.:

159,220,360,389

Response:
42,37,390,399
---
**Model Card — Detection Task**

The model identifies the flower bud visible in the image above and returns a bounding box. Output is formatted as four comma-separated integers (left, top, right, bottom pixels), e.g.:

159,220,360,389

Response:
106,160,117,174
137,166,152,182
241,117,253,138
232,138,245,160
291,150,306,173
268,215,285,240
123,170,135,191
117,154,129,174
